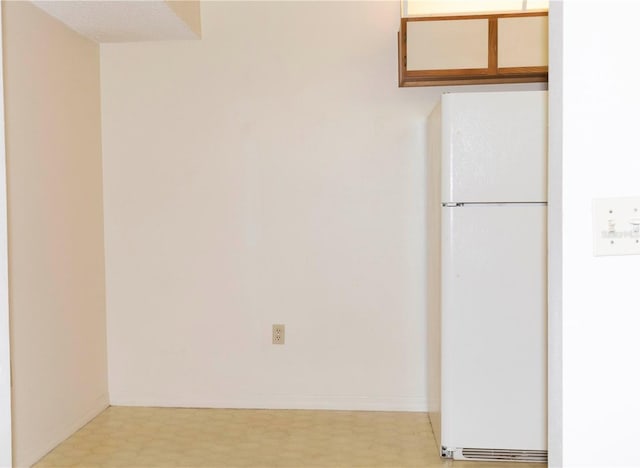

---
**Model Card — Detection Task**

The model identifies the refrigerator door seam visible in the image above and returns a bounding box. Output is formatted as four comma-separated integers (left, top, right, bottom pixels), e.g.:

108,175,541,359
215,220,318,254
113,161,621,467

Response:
442,202,547,207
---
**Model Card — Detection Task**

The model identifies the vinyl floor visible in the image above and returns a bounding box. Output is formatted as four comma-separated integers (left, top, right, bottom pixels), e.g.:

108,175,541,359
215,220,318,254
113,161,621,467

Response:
34,406,547,468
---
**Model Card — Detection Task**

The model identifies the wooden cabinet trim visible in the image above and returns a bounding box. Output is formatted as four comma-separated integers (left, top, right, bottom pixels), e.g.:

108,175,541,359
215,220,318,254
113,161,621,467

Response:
488,18,498,74
401,10,547,22
406,68,492,78
498,66,548,75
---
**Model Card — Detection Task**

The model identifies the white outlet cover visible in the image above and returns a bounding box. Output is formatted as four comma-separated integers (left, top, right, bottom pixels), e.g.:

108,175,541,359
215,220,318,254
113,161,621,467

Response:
592,197,640,256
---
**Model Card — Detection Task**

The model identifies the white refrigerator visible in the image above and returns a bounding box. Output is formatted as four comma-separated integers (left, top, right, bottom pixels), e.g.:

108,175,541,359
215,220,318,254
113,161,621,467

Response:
427,91,547,463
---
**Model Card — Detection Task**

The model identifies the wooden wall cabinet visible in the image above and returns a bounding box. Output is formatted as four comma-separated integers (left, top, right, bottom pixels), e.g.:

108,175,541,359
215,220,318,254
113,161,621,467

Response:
398,11,548,87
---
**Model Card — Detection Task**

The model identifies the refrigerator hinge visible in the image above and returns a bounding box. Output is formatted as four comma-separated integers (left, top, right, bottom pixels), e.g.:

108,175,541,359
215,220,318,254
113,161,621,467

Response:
442,202,463,207
441,446,454,459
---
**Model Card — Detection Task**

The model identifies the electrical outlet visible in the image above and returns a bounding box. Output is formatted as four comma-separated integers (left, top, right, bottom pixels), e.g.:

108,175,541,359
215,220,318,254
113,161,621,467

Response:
272,324,285,345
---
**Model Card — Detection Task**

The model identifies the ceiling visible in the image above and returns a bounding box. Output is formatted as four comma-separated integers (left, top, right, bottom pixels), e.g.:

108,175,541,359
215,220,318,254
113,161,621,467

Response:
31,1,200,43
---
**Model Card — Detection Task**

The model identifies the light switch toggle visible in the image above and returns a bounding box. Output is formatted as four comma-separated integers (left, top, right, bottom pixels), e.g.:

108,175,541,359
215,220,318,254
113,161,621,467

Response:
608,219,616,233
630,218,640,235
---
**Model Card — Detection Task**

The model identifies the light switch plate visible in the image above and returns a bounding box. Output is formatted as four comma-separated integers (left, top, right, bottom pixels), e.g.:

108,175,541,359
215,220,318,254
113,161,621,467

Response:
593,197,640,256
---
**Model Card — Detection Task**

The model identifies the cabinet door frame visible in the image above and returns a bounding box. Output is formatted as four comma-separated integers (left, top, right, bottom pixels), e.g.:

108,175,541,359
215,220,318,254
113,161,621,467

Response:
398,11,548,87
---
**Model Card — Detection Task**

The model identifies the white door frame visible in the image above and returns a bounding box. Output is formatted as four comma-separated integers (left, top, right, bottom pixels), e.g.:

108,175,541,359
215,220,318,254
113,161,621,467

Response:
0,3,13,466
547,3,562,466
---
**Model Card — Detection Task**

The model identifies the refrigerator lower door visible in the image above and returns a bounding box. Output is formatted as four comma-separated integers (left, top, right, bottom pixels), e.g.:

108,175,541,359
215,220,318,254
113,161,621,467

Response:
441,204,547,456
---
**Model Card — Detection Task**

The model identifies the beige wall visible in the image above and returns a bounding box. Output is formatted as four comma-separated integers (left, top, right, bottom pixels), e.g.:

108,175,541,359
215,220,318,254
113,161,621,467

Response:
100,1,543,411
100,0,434,411
2,2,108,466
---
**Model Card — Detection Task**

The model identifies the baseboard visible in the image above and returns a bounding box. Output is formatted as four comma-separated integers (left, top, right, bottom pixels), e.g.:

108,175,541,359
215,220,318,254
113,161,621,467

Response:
20,392,109,468
108,394,427,412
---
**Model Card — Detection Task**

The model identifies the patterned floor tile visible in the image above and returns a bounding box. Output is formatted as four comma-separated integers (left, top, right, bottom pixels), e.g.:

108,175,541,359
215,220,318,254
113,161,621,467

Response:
33,407,546,468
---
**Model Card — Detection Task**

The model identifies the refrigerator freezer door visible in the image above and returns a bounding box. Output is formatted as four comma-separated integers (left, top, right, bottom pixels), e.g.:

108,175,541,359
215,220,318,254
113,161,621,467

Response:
441,204,547,451
441,91,547,204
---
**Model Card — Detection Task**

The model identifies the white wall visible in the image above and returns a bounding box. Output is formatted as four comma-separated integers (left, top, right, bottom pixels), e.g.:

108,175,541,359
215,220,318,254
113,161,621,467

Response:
3,2,109,466
0,5,12,466
101,1,544,411
551,1,640,466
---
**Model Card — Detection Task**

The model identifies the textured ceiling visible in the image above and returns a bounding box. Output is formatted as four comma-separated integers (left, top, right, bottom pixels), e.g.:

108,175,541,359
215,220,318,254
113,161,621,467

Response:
32,1,199,43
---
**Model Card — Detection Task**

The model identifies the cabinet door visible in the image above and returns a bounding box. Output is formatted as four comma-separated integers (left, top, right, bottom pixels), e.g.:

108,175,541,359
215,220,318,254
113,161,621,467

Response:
406,19,488,71
498,16,549,68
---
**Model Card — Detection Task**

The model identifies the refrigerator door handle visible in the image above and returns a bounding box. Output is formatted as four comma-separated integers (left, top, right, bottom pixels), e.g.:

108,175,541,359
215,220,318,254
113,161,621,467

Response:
442,202,548,207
